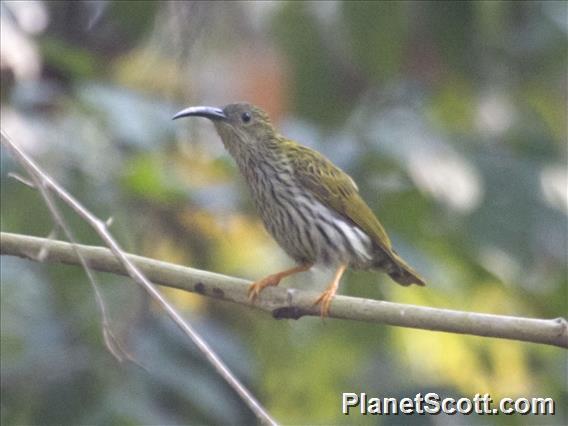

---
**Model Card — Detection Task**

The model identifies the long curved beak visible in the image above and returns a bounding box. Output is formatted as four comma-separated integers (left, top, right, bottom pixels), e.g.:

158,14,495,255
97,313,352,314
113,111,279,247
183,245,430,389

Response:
172,106,227,121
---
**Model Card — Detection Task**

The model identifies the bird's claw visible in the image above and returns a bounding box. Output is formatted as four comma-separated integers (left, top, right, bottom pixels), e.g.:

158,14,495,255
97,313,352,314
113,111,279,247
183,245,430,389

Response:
247,275,281,301
313,290,334,319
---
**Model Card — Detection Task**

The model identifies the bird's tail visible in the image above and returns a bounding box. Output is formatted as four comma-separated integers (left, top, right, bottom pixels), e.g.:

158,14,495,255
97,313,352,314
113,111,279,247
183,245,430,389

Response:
374,250,426,287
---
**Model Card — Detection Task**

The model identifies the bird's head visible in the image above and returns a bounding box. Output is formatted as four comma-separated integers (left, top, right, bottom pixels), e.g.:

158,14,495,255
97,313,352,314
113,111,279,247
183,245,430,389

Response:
173,103,276,159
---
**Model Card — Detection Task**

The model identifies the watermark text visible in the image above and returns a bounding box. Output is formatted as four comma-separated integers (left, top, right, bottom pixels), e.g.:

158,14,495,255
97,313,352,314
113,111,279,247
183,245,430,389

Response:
342,392,555,416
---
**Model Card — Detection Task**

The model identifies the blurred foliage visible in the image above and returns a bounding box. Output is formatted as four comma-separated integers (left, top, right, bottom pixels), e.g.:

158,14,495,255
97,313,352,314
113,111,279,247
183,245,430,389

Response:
1,1,566,425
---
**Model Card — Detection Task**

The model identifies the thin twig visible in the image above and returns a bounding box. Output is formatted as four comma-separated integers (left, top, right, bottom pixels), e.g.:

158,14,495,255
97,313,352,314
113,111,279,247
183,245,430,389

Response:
2,231,567,349
0,131,278,426
13,166,130,363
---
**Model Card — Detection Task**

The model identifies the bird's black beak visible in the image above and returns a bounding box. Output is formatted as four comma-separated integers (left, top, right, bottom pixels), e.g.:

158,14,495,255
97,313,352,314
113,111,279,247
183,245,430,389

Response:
172,106,227,121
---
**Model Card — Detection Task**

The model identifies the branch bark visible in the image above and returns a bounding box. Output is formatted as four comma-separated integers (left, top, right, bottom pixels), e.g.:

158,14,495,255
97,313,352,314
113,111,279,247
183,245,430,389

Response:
2,231,567,349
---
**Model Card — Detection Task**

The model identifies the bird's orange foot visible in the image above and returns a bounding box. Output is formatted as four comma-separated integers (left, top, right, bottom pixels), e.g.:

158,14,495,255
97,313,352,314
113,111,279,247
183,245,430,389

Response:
248,274,282,301
312,263,346,318
313,289,336,318
247,263,314,302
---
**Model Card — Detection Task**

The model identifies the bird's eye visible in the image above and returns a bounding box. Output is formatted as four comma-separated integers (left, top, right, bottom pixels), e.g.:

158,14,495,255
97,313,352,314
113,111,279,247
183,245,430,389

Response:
241,112,251,123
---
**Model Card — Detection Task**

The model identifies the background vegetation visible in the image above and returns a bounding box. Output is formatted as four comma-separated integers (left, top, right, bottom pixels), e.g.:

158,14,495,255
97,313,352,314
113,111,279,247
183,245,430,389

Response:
1,1,566,424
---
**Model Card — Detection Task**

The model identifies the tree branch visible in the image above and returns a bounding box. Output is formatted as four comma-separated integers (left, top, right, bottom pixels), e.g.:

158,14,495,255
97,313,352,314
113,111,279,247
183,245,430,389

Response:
1,131,277,426
2,231,567,349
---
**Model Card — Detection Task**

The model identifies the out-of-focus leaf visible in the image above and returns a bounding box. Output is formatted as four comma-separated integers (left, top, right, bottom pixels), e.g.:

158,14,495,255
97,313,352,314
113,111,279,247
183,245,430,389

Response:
77,83,177,149
428,76,475,133
41,37,98,79
272,2,352,126
342,1,408,81
122,153,186,203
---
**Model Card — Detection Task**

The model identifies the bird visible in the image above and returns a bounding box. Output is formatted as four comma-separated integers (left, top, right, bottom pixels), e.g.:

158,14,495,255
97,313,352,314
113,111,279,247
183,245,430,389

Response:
173,103,425,317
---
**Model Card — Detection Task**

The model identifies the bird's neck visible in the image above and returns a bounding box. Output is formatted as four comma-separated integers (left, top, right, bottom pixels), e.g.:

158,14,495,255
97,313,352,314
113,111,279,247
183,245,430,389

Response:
218,133,281,167
232,141,292,195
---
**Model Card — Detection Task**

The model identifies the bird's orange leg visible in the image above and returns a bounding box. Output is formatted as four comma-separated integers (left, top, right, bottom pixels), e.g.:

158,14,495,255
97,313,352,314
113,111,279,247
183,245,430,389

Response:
248,262,313,301
313,263,347,318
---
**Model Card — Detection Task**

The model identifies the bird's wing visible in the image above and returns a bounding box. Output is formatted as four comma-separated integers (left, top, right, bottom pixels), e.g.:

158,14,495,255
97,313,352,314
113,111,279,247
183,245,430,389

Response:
288,143,393,252
288,143,425,286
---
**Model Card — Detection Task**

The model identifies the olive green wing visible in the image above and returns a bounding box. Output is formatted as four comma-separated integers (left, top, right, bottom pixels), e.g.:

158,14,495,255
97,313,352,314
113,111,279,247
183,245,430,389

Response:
288,144,393,251
288,143,425,286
